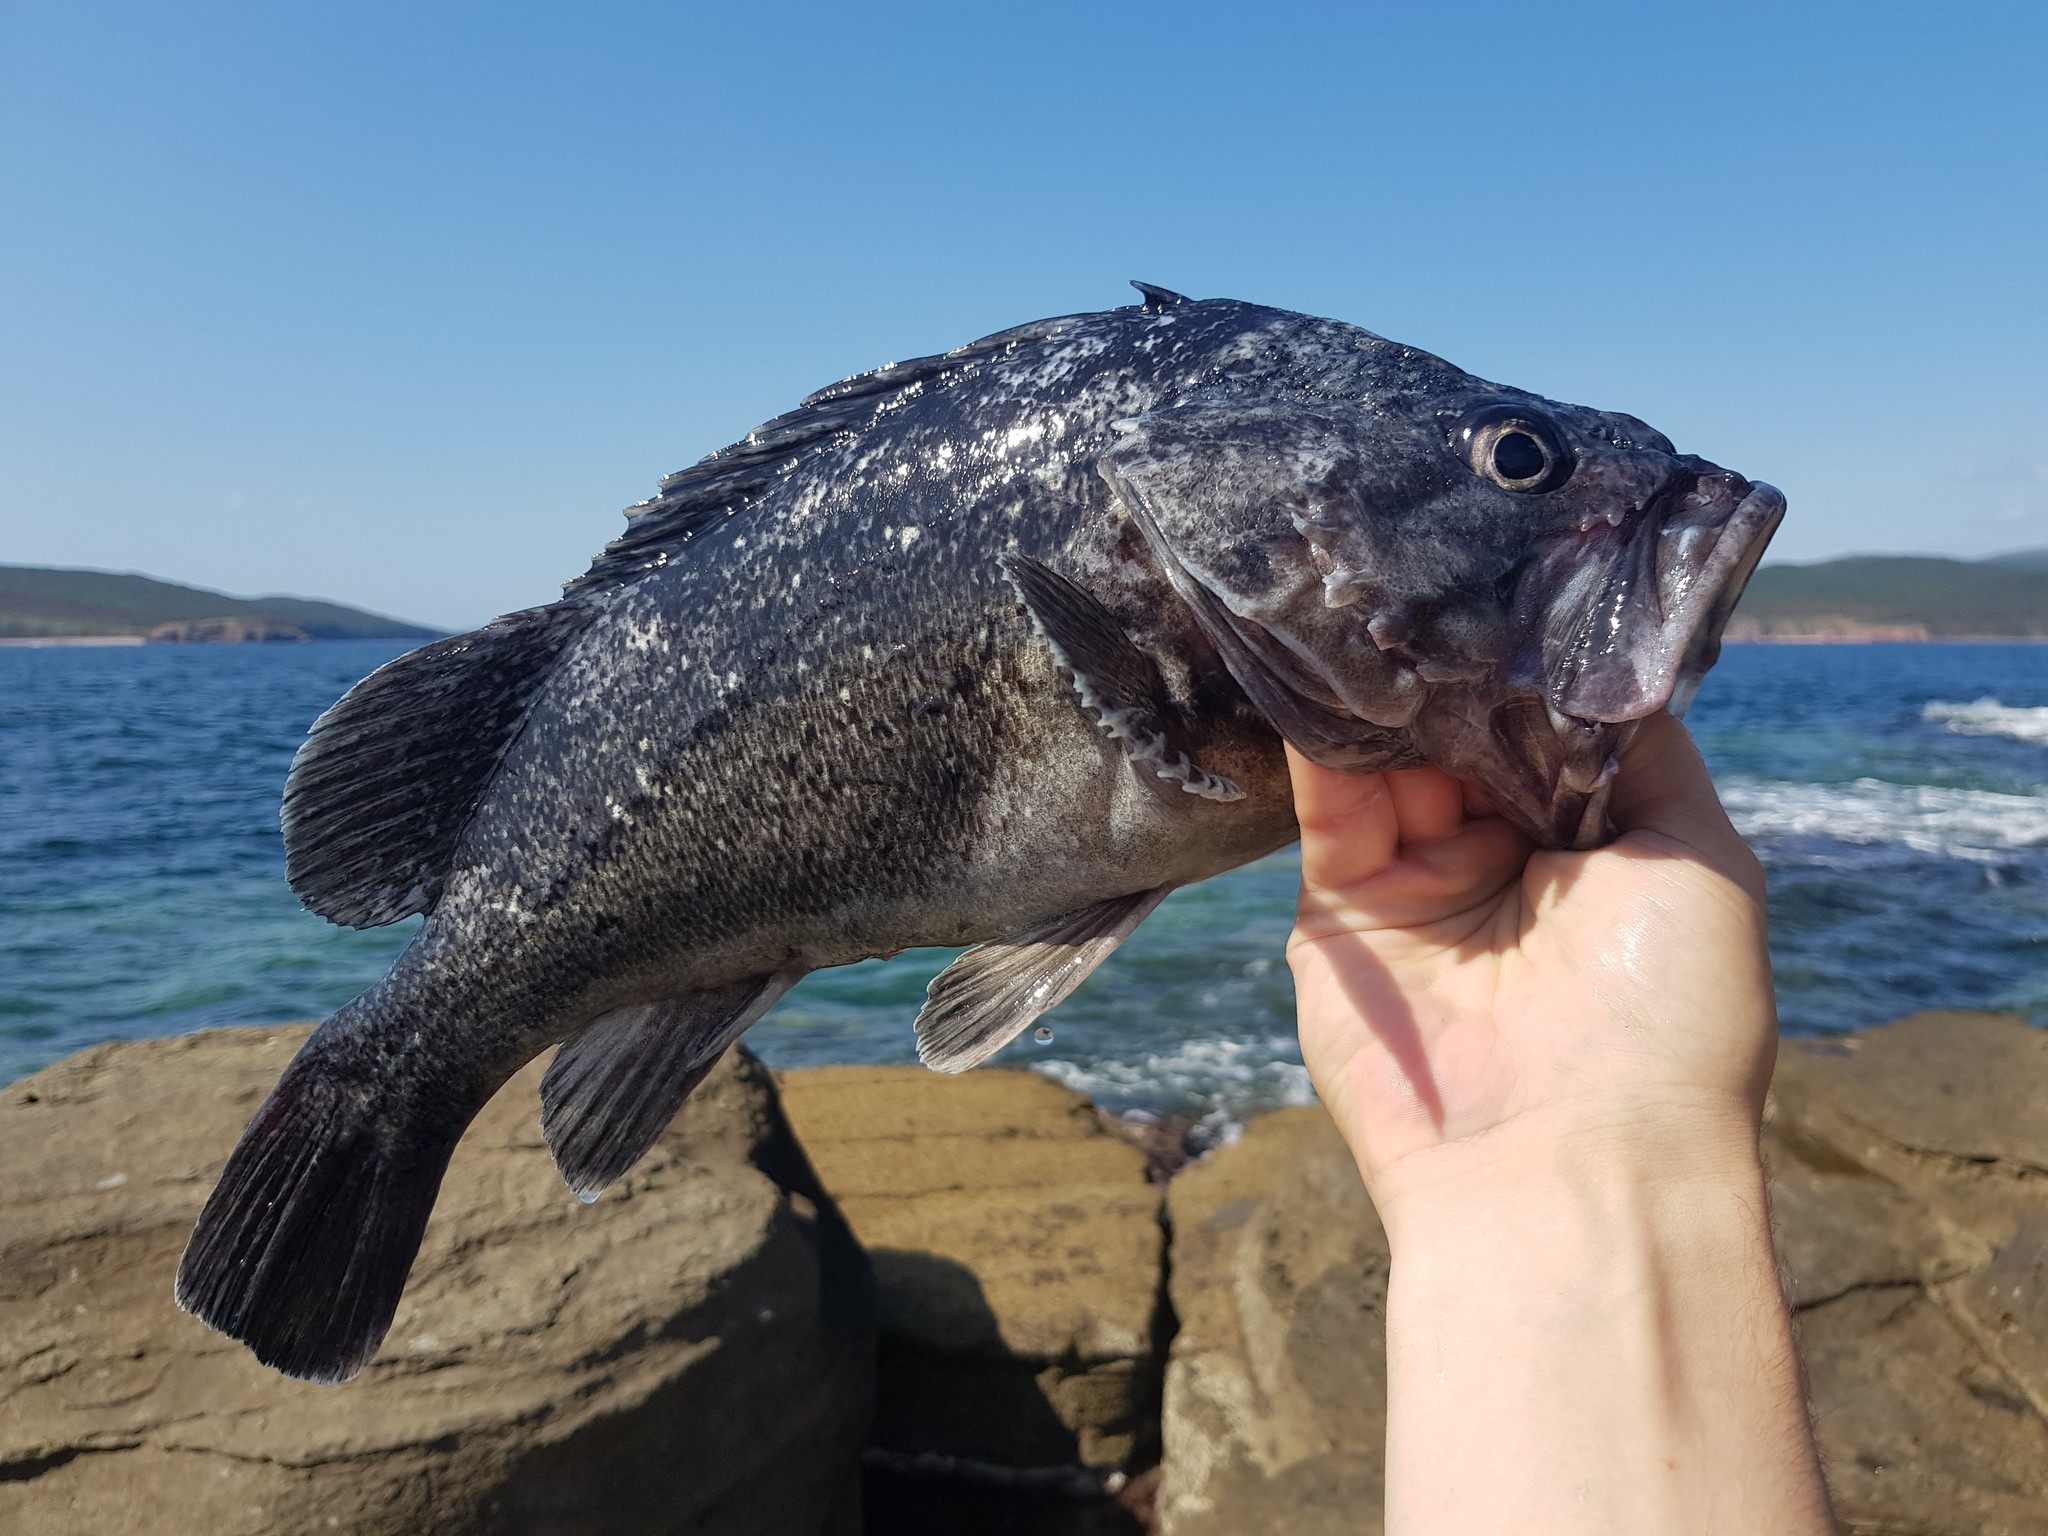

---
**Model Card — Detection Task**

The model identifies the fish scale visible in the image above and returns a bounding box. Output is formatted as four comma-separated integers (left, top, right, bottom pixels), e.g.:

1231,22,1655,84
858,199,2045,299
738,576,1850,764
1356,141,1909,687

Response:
176,285,1782,1382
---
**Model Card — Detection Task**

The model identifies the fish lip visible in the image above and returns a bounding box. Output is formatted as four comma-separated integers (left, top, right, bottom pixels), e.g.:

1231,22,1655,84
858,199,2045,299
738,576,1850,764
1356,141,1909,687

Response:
1661,481,1784,717
1546,476,1786,726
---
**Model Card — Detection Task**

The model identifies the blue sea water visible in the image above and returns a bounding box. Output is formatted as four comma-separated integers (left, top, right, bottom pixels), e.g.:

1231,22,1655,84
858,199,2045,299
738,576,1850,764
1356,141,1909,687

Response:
4,640,2047,1122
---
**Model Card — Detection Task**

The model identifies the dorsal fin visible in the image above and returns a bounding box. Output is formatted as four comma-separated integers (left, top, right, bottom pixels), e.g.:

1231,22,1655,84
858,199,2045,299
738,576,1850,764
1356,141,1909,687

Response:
1130,281,1189,311
564,314,1080,598
282,601,595,928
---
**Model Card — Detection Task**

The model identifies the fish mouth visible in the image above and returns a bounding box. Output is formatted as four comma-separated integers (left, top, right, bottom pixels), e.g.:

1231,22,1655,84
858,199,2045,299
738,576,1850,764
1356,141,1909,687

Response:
1411,474,1785,847
1539,474,1786,725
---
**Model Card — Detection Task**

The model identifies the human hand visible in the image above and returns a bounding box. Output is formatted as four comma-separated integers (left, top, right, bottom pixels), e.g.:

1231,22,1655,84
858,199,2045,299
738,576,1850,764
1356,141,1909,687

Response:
1290,715,1832,1534
1286,711,1778,1225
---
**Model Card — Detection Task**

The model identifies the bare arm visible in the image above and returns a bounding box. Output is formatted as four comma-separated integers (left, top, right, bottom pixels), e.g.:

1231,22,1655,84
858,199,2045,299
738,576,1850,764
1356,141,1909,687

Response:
1285,713,1833,1535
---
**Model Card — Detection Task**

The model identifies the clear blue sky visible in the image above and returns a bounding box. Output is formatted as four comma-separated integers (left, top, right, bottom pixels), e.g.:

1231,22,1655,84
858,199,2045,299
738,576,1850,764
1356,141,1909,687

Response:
3,1,2043,631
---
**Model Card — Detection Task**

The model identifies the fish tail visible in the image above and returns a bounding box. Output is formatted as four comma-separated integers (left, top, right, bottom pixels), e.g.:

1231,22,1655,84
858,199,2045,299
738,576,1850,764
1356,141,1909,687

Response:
175,1003,480,1383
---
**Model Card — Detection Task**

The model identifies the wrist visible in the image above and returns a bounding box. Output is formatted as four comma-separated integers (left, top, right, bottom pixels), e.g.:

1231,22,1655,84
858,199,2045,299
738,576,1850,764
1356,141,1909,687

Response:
1356,1095,1769,1256
1372,1107,1831,1534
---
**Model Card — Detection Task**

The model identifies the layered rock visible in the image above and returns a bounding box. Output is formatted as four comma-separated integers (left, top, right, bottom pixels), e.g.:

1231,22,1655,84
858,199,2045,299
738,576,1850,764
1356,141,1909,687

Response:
1770,1012,2048,1535
0,1027,873,1536
1157,1106,1386,1536
1154,1012,2048,1536
776,1065,1164,1473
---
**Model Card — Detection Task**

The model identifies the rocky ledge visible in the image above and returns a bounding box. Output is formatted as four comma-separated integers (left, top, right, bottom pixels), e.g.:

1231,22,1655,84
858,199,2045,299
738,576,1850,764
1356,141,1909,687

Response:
1156,1011,2048,1536
5,1011,2047,1535
0,1027,871,1536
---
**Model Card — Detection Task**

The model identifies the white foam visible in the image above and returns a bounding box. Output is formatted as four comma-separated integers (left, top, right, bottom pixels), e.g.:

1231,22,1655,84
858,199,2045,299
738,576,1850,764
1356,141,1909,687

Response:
1923,697,2048,745
1720,777,2048,859
1033,1035,1316,1117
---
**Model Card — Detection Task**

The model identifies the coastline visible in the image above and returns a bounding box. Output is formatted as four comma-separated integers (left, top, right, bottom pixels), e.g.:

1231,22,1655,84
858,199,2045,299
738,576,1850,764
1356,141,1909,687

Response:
0,634,147,647
1723,633,2048,645
5,1011,2045,1534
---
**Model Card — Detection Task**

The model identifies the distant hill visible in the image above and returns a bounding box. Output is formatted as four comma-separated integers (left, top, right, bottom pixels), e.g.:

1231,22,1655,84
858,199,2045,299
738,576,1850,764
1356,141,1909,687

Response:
0,565,443,642
1729,555,2048,639
9,554,2037,647
1982,547,2048,571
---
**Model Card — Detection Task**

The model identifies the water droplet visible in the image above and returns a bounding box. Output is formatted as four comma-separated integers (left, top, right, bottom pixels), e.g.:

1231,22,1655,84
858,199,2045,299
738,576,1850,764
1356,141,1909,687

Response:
1033,1026,1054,1044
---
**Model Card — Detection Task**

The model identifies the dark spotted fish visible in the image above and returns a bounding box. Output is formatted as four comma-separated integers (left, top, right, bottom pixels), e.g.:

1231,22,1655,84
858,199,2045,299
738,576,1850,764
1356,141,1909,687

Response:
177,285,1783,1380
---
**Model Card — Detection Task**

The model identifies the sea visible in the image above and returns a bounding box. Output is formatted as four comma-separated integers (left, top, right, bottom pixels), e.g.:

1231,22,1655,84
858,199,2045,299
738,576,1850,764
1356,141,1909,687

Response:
5,640,2046,1131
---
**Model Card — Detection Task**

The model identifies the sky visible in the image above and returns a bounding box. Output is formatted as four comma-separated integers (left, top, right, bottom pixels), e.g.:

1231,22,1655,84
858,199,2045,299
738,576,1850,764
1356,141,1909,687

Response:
2,2,2044,632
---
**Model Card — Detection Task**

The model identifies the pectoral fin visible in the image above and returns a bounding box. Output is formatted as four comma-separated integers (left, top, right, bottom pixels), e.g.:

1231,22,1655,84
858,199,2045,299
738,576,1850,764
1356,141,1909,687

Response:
541,970,802,1201
915,886,1173,1073
1000,552,1243,802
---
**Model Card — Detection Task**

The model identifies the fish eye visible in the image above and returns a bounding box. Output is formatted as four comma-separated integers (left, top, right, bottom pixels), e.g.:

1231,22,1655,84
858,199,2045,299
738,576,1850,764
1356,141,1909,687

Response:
1450,404,1574,494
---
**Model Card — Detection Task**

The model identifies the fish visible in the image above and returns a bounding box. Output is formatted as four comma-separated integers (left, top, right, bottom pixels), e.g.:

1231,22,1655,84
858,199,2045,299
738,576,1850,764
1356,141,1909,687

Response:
175,284,1784,1381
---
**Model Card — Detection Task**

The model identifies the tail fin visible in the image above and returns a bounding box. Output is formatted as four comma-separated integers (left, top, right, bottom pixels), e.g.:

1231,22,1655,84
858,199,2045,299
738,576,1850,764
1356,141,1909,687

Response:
175,1052,461,1383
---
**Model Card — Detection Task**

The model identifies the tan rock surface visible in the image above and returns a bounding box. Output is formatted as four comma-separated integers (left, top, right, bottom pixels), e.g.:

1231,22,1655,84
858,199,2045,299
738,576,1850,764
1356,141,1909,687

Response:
1770,1014,2048,1534
1774,1012,2048,1172
1158,1105,1386,1536
1798,1287,2048,1534
1154,1013,2048,1536
0,1027,872,1536
777,1065,1162,1469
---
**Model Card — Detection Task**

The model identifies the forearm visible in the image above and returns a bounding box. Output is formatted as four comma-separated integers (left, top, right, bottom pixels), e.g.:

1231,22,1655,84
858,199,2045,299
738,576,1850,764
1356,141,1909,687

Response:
1371,1117,1834,1536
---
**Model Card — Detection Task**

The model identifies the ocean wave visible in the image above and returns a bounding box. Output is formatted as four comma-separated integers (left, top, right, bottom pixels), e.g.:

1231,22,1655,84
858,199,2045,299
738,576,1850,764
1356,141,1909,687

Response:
1720,778,2048,858
1033,1034,1316,1122
1923,697,2048,745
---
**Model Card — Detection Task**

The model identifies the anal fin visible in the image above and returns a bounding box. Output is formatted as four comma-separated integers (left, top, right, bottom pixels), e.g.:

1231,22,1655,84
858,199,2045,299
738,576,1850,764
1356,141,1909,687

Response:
916,886,1172,1073
1000,552,1243,802
541,971,802,1201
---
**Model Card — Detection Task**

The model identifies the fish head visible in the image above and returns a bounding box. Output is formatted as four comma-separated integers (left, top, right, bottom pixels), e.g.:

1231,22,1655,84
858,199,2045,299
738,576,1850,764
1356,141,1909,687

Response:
1100,368,1783,848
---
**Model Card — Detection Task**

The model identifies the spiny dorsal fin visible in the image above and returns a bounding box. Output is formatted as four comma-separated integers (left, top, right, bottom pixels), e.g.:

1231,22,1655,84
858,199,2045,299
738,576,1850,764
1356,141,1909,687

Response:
540,971,802,1201
283,601,596,928
565,314,1082,599
1000,552,1243,802
1130,280,1189,311
915,887,1173,1073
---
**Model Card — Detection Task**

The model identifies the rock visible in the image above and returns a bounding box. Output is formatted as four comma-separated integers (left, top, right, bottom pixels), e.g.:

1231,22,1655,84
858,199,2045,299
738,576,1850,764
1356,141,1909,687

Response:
1153,1013,2048,1536
1157,1106,1386,1536
0,1027,873,1536
776,1065,1163,1472
1796,1288,2048,1533
1759,1115,1979,1309
1948,1211,2048,1424
1773,1011,2048,1172
1770,1013,2048,1534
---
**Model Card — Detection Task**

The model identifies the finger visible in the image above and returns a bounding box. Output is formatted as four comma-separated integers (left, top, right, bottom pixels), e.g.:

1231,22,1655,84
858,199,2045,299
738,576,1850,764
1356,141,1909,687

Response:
1289,747,1534,934
1385,767,1465,846
1403,813,1531,904
1609,713,1763,894
1286,746,1397,892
